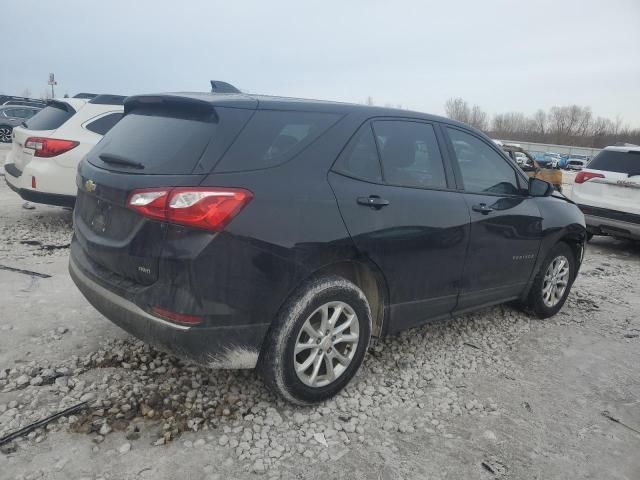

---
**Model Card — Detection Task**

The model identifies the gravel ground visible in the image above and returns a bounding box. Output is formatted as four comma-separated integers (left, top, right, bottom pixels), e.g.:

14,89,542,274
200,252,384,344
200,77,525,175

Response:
1,149,639,479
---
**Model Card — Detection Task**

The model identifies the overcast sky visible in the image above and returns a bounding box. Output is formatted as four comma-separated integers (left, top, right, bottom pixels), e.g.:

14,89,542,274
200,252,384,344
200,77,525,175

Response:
3,0,639,125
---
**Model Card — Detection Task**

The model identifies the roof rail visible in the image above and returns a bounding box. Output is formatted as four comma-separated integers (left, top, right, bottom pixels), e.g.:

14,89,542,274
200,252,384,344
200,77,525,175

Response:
210,80,241,94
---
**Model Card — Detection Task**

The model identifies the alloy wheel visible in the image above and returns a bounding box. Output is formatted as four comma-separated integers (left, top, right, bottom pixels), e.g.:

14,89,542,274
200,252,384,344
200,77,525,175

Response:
294,301,359,388
0,127,12,143
542,255,570,307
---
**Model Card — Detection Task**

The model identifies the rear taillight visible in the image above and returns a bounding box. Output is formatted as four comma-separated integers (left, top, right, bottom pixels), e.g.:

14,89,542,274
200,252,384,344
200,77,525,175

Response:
575,171,604,184
127,187,252,231
25,137,79,158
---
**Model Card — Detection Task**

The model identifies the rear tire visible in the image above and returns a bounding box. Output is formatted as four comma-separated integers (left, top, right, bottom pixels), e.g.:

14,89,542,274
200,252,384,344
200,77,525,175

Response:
524,242,576,318
258,275,371,405
0,126,12,143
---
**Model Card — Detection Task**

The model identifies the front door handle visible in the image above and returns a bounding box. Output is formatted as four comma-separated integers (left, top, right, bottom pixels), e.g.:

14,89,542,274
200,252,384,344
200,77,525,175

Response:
357,195,390,209
472,203,493,215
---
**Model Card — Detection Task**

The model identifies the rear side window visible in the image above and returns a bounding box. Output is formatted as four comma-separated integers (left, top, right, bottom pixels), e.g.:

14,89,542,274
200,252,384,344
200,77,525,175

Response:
25,104,74,130
215,110,341,172
333,124,382,182
373,120,447,189
588,150,640,176
89,112,216,174
85,112,123,135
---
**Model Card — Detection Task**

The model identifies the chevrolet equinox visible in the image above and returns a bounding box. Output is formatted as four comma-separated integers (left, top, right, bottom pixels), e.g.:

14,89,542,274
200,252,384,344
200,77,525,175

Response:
69,87,586,404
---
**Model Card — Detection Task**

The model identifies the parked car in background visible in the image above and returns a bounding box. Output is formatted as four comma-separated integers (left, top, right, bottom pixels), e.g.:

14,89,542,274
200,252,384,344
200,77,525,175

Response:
69,87,586,404
0,105,42,143
4,95,125,207
561,154,590,170
540,152,562,168
502,144,563,191
573,145,640,240
565,158,588,170
0,95,46,108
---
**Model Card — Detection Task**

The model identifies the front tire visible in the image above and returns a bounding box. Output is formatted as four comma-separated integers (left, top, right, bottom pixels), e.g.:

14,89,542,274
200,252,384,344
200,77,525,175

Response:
0,126,12,143
258,275,372,405
524,242,576,318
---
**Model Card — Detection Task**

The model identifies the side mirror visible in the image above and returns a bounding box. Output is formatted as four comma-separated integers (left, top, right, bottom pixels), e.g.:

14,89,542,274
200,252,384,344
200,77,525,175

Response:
529,177,553,197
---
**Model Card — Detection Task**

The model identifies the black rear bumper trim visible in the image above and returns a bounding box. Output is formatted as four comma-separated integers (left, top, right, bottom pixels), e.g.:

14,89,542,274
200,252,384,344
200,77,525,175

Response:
577,204,640,226
5,176,76,208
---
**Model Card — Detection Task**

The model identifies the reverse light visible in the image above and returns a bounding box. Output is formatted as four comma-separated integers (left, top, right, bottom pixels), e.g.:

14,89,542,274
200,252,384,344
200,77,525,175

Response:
25,137,79,158
127,187,252,231
575,171,604,184
151,306,202,325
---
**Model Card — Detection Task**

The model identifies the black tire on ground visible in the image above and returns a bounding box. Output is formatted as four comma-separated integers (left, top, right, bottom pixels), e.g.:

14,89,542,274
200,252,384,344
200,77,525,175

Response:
524,242,576,319
0,125,13,143
258,275,372,405
586,232,594,242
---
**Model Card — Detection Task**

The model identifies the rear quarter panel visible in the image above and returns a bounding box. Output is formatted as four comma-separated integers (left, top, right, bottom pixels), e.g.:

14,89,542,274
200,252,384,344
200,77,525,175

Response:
194,114,363,327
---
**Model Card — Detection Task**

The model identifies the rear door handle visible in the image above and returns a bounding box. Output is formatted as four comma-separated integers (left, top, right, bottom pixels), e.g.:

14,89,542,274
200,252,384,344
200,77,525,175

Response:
357,195,390,209
472,203,493,215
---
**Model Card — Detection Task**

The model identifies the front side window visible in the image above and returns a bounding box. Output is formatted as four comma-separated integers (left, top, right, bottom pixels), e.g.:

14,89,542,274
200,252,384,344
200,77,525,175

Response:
373,120,447,189
332,124,382,182
447,128,521,195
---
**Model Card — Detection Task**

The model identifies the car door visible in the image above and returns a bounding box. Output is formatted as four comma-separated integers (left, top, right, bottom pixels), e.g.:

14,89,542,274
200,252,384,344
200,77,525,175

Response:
444,126,543,311
328,119,470,333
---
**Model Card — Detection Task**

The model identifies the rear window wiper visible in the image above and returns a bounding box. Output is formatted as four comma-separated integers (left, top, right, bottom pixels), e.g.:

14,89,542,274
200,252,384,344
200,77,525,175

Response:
98,153,144,169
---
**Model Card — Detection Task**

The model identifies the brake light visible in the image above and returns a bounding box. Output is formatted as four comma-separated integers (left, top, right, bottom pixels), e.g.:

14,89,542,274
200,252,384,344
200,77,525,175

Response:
127,187,252,231
25,137,79,158
151,306,202,325
575,171,604,184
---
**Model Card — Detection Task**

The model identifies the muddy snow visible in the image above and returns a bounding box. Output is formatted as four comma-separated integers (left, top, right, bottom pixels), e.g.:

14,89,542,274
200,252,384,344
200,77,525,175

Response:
1,151,638,479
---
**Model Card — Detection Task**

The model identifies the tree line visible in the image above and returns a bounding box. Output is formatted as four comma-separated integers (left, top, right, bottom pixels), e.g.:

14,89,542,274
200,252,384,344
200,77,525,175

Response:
444,97,640,148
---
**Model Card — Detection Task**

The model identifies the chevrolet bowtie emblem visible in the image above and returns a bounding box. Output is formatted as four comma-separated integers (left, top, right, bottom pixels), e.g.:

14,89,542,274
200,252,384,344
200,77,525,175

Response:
85,179,96,192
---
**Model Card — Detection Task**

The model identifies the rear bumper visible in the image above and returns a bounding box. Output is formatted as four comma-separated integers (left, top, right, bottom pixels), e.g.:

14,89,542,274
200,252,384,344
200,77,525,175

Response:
69,253,269,368
579,204,640,240
4,162,76,208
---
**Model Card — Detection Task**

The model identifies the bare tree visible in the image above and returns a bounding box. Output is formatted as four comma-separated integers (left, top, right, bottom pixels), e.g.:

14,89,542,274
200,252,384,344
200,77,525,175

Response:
444,98,471,124
21,88,32,98
444,98,488,131
532,109,546,136
446,98,640,148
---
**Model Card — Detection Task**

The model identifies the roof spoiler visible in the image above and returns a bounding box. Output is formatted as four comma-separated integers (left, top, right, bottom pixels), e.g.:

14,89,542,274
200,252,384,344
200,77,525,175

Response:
124,94,217,121
46,99,77,114
88,94,127,106
210,80,241,94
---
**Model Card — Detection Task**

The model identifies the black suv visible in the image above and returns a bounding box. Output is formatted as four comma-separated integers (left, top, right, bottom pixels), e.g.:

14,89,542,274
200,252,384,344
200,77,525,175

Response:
70,88,586,404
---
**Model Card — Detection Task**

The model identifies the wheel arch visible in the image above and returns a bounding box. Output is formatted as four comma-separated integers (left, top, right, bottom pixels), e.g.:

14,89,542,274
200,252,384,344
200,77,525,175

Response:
306,259,389,339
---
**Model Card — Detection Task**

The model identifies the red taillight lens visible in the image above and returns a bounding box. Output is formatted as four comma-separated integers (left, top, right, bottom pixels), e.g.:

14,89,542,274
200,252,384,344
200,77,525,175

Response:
25,137,79,158
151,306,202,325
575,171,604,184
127,187,252,231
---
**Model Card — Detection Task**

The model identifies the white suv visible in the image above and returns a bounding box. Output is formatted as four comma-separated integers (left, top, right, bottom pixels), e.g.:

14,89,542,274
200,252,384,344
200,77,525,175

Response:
572,144,640,240
3,95,124,207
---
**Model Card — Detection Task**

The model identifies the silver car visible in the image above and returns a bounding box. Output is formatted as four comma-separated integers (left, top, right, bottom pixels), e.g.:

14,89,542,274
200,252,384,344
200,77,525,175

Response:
0,105,42,143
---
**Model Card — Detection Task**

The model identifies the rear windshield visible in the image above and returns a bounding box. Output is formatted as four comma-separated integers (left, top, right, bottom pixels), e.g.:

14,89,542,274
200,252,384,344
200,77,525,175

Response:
25,104,75,130
588,150,640,176
88,112,217,174
214,110,341,172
